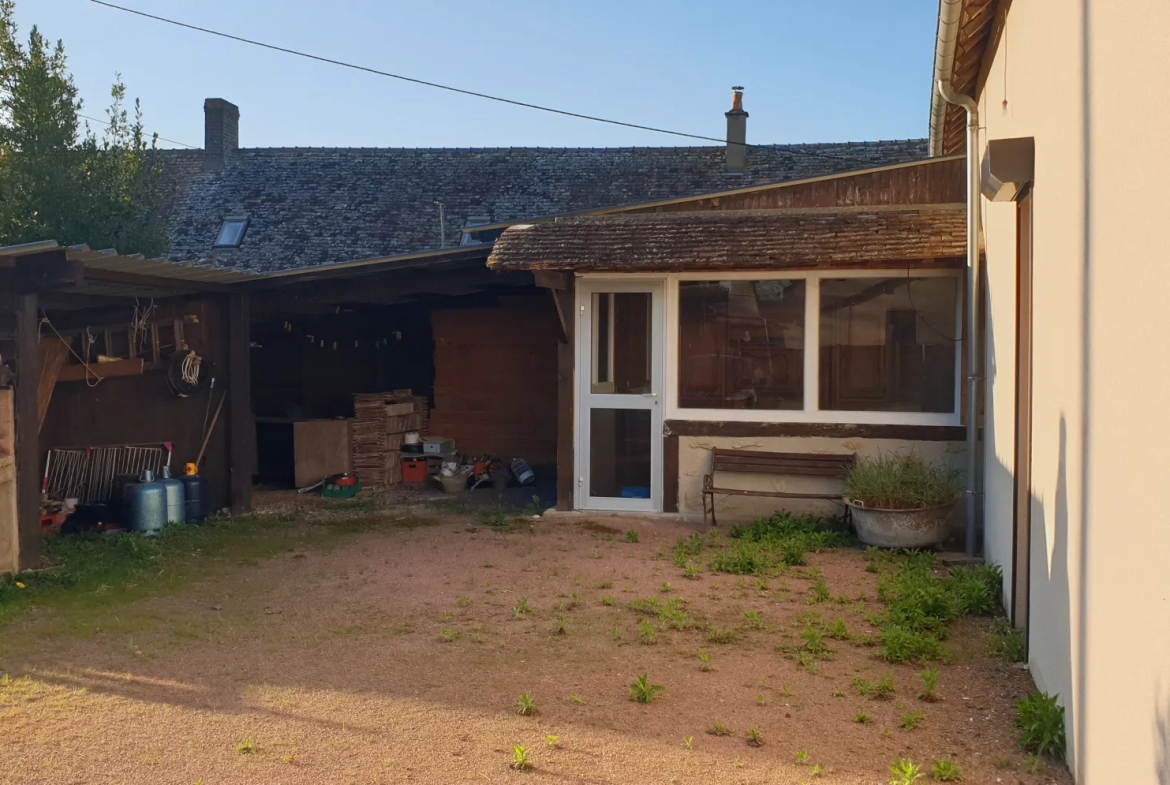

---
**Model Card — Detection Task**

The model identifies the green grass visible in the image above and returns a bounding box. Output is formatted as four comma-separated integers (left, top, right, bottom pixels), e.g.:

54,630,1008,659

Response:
987,617,1027,662
853,673,896,700
707,721,731,736
899,710,925,731
918,669,939,702
1015,692,1065,758
931,759,963,782
0,510,420,640
888,758,924,784
845,453,960,510
709,512,844,575
624,530,639,544
871,551,1002,663
517,693,538,716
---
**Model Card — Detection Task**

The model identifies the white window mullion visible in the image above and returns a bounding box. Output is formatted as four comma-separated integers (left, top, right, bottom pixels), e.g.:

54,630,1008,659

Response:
804,276,820,413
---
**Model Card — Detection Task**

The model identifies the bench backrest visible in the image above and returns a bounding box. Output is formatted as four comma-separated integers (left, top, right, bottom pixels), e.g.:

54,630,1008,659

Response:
710,448,854,478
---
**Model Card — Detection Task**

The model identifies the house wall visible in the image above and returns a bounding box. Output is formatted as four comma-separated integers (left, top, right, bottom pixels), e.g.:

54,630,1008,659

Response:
429,293,559,466
977,1,1170,780
675,433,966,521
40,297,234,512
618,156,965,214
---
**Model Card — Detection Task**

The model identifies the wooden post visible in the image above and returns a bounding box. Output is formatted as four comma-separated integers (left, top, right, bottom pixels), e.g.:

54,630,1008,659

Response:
554,281,575,511
14,293,41,569
227,294,253,514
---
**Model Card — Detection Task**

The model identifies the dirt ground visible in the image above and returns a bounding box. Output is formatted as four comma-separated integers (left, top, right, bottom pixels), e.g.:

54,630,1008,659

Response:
0,505,1071,785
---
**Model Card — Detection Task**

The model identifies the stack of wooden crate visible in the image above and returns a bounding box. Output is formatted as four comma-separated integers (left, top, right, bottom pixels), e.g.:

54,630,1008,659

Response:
351,390,428,489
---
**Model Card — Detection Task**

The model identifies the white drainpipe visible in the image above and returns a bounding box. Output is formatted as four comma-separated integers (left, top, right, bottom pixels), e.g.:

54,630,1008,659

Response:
936,80,982,558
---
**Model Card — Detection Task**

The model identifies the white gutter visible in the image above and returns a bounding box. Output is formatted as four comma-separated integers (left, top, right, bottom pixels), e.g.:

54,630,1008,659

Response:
936,80,982,558
929,0,965,156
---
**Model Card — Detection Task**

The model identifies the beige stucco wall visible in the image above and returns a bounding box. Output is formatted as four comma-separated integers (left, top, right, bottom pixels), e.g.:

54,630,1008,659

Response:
678,435,965,522
977,1,1170,780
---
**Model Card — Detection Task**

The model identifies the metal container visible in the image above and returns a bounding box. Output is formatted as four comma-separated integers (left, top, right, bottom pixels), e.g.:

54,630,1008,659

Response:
125,470,167,535
846,499,956,549
158,466,186,525
181,474,209,524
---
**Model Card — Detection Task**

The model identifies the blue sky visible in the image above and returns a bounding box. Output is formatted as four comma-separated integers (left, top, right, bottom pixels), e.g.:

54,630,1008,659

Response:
16,0,938,150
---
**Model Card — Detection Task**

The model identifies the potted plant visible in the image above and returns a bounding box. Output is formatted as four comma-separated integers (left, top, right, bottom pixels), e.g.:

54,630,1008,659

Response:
844,454,961,548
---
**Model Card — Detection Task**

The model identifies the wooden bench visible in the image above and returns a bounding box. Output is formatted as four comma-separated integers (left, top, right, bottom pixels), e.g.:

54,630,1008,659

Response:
701,448,855,526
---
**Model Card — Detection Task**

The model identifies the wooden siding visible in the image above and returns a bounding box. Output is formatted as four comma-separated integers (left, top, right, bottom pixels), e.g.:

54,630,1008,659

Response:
40,297,236,512
429,294,559,466
619,157,964,214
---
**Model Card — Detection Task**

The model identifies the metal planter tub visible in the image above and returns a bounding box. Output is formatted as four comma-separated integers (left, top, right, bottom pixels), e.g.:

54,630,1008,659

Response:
846,498,957,549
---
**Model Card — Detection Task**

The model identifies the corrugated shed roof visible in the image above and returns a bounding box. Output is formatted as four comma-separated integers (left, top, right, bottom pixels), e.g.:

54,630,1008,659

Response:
487,205,967,272
159,140,929,274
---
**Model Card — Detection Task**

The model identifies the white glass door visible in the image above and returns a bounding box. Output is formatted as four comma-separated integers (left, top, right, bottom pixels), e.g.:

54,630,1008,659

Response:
576,280,664,512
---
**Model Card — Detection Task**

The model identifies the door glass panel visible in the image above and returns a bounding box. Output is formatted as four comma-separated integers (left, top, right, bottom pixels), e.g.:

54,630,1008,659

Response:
591,292,651,394
589,408,651,498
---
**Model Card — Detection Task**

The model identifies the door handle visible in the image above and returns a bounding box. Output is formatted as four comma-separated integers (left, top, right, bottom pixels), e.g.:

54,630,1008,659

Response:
642,392,658,398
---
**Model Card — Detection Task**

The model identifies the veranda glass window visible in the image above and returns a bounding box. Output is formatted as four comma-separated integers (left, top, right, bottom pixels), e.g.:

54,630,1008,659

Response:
818,276,958,413
677,280,805,410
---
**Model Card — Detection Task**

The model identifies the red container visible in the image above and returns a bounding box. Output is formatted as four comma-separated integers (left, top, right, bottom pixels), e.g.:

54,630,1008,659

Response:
402,459,428,483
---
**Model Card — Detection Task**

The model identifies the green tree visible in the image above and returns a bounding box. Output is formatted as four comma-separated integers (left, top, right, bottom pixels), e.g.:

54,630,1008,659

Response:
0,0,167,256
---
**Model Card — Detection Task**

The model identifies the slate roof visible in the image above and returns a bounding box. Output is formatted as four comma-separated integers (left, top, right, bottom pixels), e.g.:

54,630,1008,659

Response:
159,140,928,274
487,205,966,272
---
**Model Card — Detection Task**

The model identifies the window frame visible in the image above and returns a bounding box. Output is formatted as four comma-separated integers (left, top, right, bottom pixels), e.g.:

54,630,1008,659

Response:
579,269,963,427
214,218,249,248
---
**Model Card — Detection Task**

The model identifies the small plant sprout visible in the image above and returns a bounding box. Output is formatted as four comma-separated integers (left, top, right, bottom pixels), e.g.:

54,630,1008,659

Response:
660,581,672,593
853,673,897,700
457,594,471,607
570,694,585,705
683,563,702,580
810,763,823,776
236,740,256,755
517,693,538,716
918,669,939,702
743,610,764,629
440,611,454,621
553,615,567,635
482,560,494,568
679,735,692,750
629,673,664,704
590,550,601,559
439,628,458,643
544,735,560,750
825,618,849,640
745,727,763,747
512,596,531,617
705,626,739,644
601,595,615,606
707,721,731,736
638,619,657,645
510,745,531,770
625,530,640,543
810,578,831,602
1025,754,1042,774
697,649,713,671
831,690,844,698
794,750,810,765
756,693,767,706
596,580,613,589
931,758,963,782
888,758,923,785
899,711,925,731
610,626,625,642
854,713,873,725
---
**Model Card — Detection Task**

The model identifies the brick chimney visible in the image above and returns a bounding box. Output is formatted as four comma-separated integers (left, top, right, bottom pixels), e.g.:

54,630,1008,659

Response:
725,86,748,175
203,98,239,172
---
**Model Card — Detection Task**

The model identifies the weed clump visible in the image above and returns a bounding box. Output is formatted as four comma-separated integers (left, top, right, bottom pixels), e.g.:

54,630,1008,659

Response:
629,674,664,704
1015,691,1065,758
871,551,1002,663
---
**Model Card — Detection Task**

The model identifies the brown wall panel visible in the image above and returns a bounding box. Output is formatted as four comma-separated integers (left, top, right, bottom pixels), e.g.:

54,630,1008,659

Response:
429,294,560,466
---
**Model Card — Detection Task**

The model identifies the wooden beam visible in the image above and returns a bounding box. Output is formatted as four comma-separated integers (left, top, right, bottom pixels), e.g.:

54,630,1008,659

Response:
663,433,679,514
555,277,576,511
36,338,67,429
663,420,967,441
548,288,569,344
81,266,234,293
57,357,144,383
227,293,254,514
533,271,570,290
14,293,40,569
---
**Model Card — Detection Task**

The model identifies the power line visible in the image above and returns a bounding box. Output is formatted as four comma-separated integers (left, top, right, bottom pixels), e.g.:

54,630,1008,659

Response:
88,0,867,165
79,112,198,149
